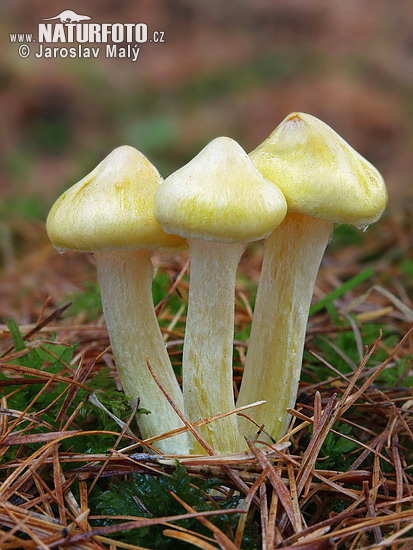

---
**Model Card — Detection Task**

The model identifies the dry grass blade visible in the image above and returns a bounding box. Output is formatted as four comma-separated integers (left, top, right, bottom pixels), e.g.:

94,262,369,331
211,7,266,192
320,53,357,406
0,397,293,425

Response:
287,460,303,531
52,444,66,526
246,440,298,532
1,430,82,445
279,539,336,550
163,528,220,549
267,465,283,547
259,481,268,550
363,481,382,544
391,432,404,538
234,466,269,547
296,394,337,496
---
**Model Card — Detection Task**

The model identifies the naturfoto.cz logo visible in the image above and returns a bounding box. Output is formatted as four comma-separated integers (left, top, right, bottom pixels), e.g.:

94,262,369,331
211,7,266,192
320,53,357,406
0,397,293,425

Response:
9,10,165,62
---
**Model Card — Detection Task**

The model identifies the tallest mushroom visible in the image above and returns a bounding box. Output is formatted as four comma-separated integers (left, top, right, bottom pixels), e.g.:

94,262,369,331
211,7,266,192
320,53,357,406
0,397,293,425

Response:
237,113,387,441
154,137,286,454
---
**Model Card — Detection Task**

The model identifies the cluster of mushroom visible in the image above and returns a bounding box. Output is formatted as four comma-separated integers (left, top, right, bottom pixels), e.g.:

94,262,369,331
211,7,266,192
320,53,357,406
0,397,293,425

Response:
46,113,387,456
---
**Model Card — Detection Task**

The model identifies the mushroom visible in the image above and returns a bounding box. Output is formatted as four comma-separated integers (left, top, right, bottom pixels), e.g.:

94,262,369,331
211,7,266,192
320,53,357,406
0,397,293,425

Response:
237,113,387,441
154,137,287,453
46,146,189,455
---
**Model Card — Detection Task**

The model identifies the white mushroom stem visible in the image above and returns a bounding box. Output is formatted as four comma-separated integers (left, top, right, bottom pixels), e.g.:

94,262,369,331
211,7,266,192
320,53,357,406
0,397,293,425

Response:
94,249,189,455
183,240,245,454
237,213,333,441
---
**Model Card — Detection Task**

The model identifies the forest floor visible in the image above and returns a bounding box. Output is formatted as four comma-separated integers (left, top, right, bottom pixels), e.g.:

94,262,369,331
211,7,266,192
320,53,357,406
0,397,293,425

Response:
0,212,411,549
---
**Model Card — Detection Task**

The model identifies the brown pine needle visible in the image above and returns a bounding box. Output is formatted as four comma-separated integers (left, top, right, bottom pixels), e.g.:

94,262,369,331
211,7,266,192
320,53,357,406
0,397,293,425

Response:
163,528,220,549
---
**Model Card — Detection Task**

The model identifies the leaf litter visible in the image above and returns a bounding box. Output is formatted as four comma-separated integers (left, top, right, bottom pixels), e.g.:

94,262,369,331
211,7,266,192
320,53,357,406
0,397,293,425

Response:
0,215,411,549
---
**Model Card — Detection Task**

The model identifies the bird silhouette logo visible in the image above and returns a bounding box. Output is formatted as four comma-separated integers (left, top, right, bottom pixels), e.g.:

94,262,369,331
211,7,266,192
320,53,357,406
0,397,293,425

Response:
42,10,91,24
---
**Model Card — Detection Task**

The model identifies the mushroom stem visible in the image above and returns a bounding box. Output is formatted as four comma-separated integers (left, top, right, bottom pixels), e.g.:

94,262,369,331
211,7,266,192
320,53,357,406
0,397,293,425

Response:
237,213,333,441
184,240,245,454
94,249,189,455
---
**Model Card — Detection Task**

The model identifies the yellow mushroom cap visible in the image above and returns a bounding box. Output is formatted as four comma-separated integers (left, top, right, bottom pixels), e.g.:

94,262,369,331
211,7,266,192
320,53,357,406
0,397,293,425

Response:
250,113,387,227
154,137,287,244
46,146,185,253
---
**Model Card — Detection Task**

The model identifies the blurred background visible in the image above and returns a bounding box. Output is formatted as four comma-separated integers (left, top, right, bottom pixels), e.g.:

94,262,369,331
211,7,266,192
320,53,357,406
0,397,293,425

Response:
0,0,412,322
